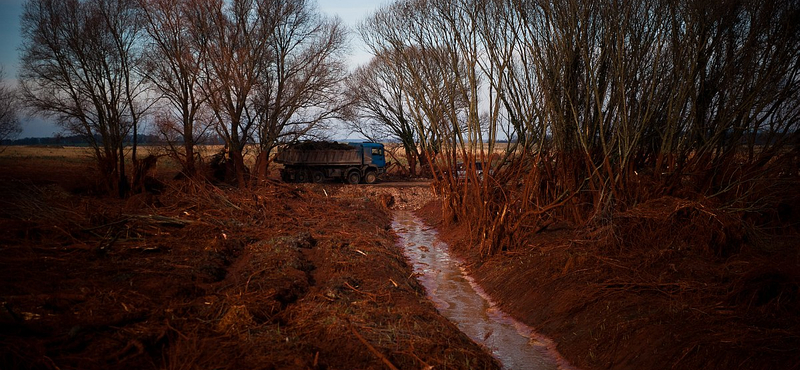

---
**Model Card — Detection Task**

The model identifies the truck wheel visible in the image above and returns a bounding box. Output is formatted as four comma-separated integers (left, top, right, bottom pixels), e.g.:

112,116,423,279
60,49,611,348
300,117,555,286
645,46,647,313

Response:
364,171,377,184
312,171,325,183
346,171,361,185
296,171,308,183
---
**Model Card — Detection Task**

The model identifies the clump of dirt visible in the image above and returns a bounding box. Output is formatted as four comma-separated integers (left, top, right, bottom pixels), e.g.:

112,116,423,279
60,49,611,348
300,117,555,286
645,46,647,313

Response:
418,196,800,370
0,155,497,370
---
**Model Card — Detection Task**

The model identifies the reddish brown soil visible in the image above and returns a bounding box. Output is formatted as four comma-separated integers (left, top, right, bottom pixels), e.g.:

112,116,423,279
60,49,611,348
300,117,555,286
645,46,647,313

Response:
417,199,800,370
0,155,498,370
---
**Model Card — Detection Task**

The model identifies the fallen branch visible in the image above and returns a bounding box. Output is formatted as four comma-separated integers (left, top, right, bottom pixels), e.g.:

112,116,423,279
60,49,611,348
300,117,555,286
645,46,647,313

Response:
344,282,379,302
349,323,400,370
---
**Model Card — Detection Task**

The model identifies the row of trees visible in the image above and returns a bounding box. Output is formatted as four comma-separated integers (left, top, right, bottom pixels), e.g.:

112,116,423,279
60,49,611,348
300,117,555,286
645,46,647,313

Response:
346,0,800,254
17,0,800,248
19,0,348,195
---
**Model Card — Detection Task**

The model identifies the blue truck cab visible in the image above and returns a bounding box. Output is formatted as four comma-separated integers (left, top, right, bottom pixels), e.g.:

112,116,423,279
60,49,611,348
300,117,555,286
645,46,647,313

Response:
352,142,386,169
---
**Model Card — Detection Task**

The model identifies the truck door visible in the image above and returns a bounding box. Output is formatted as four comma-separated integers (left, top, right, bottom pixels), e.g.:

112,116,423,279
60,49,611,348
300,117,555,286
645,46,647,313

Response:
369,146,386,168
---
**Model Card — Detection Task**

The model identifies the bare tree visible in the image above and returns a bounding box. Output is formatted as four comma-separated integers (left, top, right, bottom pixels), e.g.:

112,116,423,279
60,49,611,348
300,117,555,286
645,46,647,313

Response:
0,69,21,145
184,0,348,185
361,0,498,232
361,2,475,178
20,0,148,196
505,0,800,207
186,0,268,186
357,0,800,254
343,54,422,175
251,0,349,180
139,0,211,177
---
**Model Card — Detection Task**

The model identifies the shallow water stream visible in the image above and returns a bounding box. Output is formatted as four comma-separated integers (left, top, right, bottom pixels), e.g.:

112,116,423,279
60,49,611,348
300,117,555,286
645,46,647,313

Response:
393,211,568,370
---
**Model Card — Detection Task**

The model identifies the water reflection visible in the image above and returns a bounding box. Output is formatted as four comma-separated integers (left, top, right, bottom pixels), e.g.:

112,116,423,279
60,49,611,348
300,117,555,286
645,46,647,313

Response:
393,211,567,370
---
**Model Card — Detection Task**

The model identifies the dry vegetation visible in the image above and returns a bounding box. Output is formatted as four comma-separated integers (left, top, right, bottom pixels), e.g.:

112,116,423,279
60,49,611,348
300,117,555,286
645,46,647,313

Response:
1,137,798,370
0,149,497,370
355,7,800,369
6,0,800,369
419,193,800,370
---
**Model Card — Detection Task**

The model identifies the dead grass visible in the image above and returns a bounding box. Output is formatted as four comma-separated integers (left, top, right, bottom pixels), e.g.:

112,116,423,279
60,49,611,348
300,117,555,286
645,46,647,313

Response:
0,155,498,370
419,194,800,370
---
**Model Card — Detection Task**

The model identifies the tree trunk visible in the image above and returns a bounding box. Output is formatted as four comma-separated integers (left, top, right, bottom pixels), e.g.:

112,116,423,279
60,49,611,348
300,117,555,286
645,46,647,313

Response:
184,140,196,177
231,149,247,188
255,151,270,184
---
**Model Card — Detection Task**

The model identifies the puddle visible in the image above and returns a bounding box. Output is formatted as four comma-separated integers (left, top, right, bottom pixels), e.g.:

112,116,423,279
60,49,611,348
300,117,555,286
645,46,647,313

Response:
393,211,575,370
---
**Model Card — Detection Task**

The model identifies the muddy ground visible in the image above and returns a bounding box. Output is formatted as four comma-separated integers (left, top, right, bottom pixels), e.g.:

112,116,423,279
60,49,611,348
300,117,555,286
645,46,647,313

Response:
0,153,497,370
3,149,799,370
418,197,800,370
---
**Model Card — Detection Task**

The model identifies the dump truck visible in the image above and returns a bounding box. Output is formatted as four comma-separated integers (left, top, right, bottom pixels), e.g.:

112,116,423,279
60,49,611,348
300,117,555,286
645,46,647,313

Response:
275,141,387,184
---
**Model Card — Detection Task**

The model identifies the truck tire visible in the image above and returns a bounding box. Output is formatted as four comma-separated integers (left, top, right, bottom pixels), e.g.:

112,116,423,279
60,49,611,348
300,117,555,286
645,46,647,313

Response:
296,171,308,183
311,171,325,183
364,171,377,184
346,171,361,185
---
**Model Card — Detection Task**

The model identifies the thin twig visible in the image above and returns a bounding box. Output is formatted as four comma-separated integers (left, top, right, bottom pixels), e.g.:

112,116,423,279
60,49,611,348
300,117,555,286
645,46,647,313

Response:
343,282,378,301
349,323,400,370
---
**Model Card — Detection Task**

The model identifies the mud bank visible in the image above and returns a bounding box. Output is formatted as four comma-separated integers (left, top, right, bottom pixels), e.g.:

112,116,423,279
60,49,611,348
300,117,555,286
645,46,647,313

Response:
394,210,580,370
416,200,800,370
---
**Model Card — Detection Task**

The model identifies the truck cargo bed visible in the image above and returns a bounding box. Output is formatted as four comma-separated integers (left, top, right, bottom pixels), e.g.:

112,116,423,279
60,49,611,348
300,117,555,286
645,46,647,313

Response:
276,148,363,166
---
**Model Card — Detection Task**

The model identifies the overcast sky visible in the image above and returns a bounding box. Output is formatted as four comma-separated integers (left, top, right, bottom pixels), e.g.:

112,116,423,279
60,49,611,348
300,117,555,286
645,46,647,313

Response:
0,0,390,138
